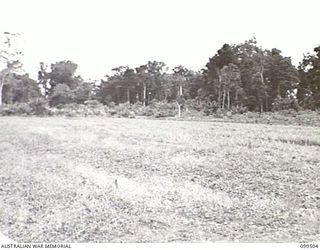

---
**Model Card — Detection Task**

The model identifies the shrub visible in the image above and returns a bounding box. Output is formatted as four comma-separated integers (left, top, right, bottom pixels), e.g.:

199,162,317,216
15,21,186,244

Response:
107,102,116,109
63,103,80,110
49,84,73,106
118,108,131,117
213,109,224,118
184,99,203,112
0,98,51,116
138,106,155,116
272,97,301,111
131,101,176,117
231,105,248,114
154,111,167,118
28,98,51,116
149,101,176,117
84,100,101,107
18,103,33,115
114,103,132,117
203,100,219,116
0,103,32,115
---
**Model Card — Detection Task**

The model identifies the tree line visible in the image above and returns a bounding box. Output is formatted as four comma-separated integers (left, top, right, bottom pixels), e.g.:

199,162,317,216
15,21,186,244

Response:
0,32,319,114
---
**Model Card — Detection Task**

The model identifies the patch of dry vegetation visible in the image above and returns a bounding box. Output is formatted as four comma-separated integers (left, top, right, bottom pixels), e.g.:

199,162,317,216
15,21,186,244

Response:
0,117,319,242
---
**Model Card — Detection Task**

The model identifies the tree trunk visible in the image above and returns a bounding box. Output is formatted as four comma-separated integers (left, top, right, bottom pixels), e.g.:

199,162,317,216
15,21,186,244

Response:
127,88,130,104
0,82,3,107
235,89,239,109
218,72,222,108
260,102,263,113
218,90,222,108
179,84,183,96
259,56,267,109
147,90,150,105
0,72,8,107
260,64,264,85
266,99,269,112
142,83,146,106
115,88,119,104
222,90,226,109
259,52,265,86
227,91,230,110
177,102,181,118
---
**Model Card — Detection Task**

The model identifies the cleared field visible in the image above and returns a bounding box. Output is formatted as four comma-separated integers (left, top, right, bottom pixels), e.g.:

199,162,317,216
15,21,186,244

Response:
0,117,319,242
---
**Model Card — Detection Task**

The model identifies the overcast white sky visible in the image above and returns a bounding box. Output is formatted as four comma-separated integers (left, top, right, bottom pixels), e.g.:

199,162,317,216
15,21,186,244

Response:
0,0,319,81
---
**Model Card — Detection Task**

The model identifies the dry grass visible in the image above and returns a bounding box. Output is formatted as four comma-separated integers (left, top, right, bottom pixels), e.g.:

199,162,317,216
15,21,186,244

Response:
0,116,319,242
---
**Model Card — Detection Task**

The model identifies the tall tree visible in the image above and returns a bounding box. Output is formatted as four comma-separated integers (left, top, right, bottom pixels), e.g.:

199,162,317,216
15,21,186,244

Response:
38,60,84,106
135,64,149,106
220,63,242,109
2,73,40,103
235,38,269,111
264,48,299,102
172,66,188,117
298,45,320,108
204,43,238,108
0,32,22,106
145,61,167,102
98,66,138,104
115,66,136,103
135,61,166,105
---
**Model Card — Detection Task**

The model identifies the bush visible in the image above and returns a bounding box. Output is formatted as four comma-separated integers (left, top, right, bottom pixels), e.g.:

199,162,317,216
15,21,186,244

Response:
203,100,219,116
63,103,80,110
28,98,51,116
107,102,116,109
154,111,167,118
113,103,133,117
84,100,101,107
139,106,155,116
1,103,32,116
49,102,109,117
272,97,301,111
231,105,248,114
118,107,131,117
0,98,51,116
184,99,199,111
19,103,33,115
148,101,176,117
0,103,32,115
49,84,73,106
130,101,176,117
